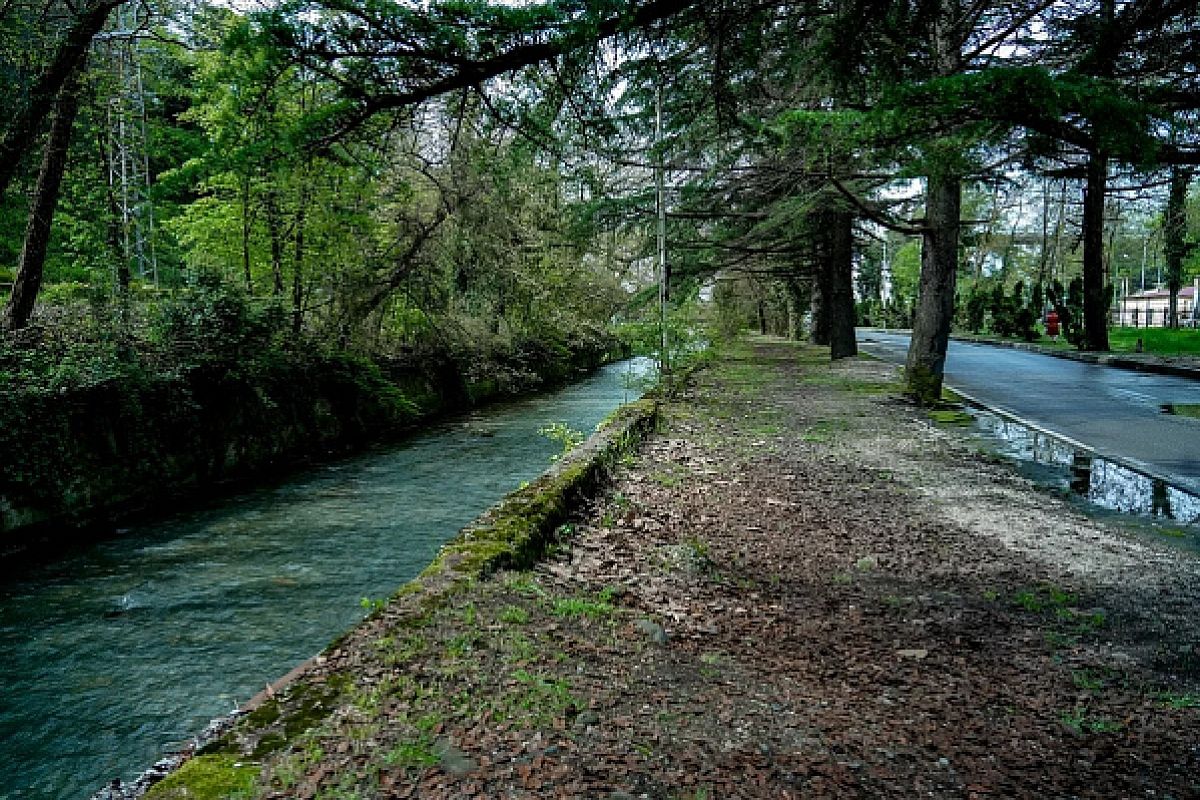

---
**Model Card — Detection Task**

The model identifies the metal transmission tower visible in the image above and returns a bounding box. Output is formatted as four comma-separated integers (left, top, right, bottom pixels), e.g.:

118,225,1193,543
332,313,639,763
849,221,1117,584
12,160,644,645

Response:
97,2,158,287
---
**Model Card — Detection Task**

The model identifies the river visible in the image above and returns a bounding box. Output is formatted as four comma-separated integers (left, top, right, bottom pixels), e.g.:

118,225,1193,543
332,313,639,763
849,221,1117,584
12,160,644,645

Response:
0,358,652,799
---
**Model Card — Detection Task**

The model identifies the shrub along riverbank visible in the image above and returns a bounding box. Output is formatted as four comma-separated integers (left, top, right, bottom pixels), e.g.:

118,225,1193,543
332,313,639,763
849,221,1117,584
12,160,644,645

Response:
0,286,618,549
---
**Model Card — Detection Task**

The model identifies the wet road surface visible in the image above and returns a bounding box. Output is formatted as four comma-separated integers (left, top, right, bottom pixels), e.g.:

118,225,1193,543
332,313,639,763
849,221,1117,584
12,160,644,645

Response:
857,331,1200,495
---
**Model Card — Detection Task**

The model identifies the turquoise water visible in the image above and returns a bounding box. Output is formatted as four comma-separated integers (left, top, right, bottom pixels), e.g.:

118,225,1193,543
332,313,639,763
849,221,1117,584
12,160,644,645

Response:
0,359,652,799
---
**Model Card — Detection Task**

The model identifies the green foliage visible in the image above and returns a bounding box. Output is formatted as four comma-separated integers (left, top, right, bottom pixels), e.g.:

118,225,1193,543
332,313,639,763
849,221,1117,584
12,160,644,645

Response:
1059,709,1123,735
1159,691,1200,709
986,281,1038,341
151,276,286,368
539,421,585,461
383,735,438,769
360,597,388,615
961,286,988,333
1013,585,1076,613
889,241,922,306
878,68,1163,167
499,605,530,625
1048,278,1086,348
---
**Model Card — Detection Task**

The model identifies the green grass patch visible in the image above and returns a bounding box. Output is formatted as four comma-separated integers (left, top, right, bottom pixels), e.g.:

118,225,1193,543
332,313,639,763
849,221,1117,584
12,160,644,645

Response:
499,605,530,624
1072,669,1106,692
506,669,578,723
1060,709,1123,735
928,408,974,425
142,755,259,800
1166,404,1200,420
802,419,851,443
501,631,536,661
1013,585,1076,613
383,734,439,769
941,387,966,403
1108,327,1200,356
503,573,547,598
552,595,615,619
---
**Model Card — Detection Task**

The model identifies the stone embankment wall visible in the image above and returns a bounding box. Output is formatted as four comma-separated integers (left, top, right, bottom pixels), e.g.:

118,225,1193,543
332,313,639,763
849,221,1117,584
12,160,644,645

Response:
0,340,613,546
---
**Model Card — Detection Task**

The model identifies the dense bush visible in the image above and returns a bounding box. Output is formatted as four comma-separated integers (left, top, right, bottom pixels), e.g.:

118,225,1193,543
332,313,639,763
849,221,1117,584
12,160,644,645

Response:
961,287,988,333
1048,278,1084,347
989,281,1037,341
149,276,288,369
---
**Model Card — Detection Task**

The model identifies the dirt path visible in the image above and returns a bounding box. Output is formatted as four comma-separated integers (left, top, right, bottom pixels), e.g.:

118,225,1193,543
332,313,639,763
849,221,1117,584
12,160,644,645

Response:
242,337,1200,799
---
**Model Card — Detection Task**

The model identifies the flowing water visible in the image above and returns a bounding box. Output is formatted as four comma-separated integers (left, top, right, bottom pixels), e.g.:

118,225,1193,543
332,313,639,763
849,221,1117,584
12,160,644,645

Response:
0,358,653,800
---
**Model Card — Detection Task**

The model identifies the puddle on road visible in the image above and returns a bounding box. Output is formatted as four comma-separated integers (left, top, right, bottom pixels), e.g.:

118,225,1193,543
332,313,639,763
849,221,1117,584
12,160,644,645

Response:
966,408,1200,535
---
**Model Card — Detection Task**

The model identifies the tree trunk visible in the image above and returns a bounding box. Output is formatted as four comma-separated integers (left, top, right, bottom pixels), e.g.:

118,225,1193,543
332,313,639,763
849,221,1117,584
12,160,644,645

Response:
905,173,961,404
1164,166,1192,329
0,1,119,203
292,182,308,336
3,67,85,332
809,229,831,346
904,0,962,402
827,209,858,360
265,188,286,296
241,175,254,293
785,277,805,340
1081,152,1110,350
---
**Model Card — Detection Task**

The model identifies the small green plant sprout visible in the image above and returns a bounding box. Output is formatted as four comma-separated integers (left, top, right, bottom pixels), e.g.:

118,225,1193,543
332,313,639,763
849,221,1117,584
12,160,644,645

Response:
383,735,438,769
499,605,530,625
1158,691,1200,709
503,572,546,598
1060,708,1122,734
1012,584,1076,613
539,421,585,461
360,596,387,615
553,594,615,619
446,633,478,658
509,669,577,720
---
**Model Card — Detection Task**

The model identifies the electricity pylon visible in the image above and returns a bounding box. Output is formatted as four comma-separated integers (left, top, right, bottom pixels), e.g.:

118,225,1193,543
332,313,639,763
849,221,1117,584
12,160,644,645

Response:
96,2,157,287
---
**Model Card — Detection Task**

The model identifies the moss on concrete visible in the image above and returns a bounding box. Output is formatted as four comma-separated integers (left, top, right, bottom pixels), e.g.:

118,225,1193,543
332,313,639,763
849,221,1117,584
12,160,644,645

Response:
142,755,259,800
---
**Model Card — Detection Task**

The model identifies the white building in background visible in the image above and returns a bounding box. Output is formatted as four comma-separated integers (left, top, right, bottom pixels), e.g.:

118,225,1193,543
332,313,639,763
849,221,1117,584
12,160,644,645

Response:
1113,277,1199,327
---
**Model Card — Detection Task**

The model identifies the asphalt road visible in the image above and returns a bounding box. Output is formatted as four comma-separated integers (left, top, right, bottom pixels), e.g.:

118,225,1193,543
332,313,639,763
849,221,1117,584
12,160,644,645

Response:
857,330,1200,496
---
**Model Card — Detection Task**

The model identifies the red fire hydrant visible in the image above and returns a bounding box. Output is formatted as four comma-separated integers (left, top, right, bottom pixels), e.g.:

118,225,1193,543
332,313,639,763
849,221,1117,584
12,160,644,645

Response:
1046,310,1060,340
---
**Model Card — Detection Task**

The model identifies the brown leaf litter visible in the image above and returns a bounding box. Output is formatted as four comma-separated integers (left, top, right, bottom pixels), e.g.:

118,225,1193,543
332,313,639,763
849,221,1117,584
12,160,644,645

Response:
241,337,1200,799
